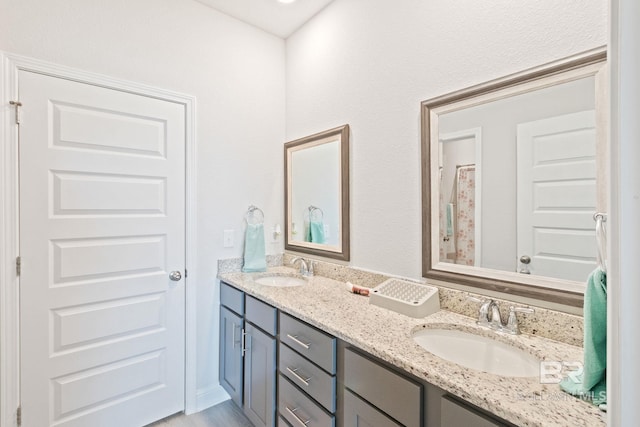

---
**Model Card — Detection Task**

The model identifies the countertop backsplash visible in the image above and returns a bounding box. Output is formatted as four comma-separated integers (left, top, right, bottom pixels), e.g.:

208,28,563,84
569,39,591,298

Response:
217,253,283,275
217,253,583,347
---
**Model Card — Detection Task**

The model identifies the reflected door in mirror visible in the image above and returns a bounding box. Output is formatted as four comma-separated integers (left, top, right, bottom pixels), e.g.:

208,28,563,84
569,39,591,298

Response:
516,110,597,282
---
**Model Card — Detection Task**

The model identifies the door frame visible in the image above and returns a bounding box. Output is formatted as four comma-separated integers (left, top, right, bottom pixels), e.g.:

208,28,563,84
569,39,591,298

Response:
438,127,483,265
0,52,199,426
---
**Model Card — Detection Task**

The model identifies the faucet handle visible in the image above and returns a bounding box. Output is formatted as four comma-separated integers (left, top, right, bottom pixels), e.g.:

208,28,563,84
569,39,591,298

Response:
307,260,314,276
504,306,535,335
467,296,493,327
290,257,309,275
488,302,504,330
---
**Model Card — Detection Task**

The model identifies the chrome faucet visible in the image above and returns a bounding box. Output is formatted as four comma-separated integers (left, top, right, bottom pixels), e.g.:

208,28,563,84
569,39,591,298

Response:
468,296,534,335
469,297,495,328
291,257,314,277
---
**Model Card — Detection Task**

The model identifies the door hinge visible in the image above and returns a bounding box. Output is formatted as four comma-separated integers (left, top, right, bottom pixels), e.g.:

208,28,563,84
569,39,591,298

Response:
16,406,21,426
9,101,22,124
16,256,21,276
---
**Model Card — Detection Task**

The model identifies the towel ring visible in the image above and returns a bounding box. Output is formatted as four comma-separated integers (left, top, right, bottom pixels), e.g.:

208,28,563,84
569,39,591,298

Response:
593,212,607,222
245,205,264,225
307,205,324,222
593,212,607,272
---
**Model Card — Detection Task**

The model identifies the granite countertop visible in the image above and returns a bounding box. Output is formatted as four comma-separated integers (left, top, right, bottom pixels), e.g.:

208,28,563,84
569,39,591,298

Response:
218,267,605,427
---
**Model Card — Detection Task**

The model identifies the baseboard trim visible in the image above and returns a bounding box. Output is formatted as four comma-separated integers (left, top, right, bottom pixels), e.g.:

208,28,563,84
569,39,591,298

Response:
192,384,230,414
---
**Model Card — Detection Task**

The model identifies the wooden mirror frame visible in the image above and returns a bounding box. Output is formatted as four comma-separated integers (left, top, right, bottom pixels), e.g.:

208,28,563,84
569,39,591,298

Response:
421,47,607,307
285,125,350,261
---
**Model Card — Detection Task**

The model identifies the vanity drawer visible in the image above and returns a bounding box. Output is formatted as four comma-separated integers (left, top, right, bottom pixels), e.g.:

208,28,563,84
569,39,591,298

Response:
279,313,336,374
279,375,335,427
279,343,336,412
220,282,244,315
344,389,402,427
278,416,292,427
344,348,422,427
246,295,277,336
441,395,507,427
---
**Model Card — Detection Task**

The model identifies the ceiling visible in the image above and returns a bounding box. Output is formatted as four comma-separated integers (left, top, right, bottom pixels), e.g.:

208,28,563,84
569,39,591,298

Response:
195,0,335,39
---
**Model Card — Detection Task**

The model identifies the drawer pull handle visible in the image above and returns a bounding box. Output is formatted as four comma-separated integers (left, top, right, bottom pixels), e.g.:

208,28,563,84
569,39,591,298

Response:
285,406,311,426
286,334,311,350
286,366,311,386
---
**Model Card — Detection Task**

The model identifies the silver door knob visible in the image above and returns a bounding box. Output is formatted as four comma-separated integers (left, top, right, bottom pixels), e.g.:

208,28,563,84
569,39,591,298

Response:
169,271,182,281
519,255,531,274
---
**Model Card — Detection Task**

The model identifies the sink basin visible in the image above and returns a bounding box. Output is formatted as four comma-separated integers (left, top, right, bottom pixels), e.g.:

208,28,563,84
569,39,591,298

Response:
254,275,306,287
412,328,540,377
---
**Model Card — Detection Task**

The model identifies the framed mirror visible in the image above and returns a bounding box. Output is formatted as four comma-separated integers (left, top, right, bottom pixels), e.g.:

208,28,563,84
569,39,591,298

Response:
285,125,350,260
421,48,607,306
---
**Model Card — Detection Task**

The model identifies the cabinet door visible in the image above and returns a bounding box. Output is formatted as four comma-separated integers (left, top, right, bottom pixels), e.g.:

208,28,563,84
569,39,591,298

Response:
244,323,277,427
220,306,244,406
441,396,507,427
344,348,421,427
344,390,401,427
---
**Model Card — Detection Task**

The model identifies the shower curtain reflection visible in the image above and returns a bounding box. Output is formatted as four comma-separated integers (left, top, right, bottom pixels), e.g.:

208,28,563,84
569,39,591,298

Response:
440,164,475,266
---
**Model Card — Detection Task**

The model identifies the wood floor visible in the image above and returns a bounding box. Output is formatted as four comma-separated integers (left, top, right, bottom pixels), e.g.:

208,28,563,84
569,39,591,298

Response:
145,400,254,427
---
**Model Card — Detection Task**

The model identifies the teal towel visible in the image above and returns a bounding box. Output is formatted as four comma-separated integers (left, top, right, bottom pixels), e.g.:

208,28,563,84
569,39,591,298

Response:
446,203,454,237
560,268,607,405
306,221,326,244
241,223,266,273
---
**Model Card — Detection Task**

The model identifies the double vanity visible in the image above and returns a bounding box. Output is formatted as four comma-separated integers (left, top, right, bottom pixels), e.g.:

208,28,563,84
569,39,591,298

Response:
218,264,604,427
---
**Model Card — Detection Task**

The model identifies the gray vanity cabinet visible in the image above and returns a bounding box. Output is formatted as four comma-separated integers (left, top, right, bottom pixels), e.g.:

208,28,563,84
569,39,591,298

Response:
220,283,514,427
343,347,422,427
219,284,244,407
244,295,278,427
244,322,277,427
340,345,514,427
219,282,277,427
220,306,244,406
440,396,507,427
343,389,402,427
278,312,337,427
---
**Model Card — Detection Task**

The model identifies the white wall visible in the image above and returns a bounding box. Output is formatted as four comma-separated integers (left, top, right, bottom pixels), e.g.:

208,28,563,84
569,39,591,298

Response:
286,0,607,279
0,0,286,408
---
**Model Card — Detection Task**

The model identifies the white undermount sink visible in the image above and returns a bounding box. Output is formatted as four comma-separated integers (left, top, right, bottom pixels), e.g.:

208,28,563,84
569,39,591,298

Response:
254,275,306,287
412,327,540,377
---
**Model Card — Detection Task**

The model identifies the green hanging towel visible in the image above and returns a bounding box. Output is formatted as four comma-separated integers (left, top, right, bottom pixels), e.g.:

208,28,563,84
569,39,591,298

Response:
446,203,454,237
560,268,607,405
241,223,267,273
309,221,325,244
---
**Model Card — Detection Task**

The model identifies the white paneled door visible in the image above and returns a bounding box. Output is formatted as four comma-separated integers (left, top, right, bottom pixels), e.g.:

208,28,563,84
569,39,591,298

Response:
18,70,186,427
516,110,597,282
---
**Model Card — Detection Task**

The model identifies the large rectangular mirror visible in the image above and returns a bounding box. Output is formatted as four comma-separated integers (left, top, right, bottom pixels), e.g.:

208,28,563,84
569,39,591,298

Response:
422,48,607,306
285,125,350,260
